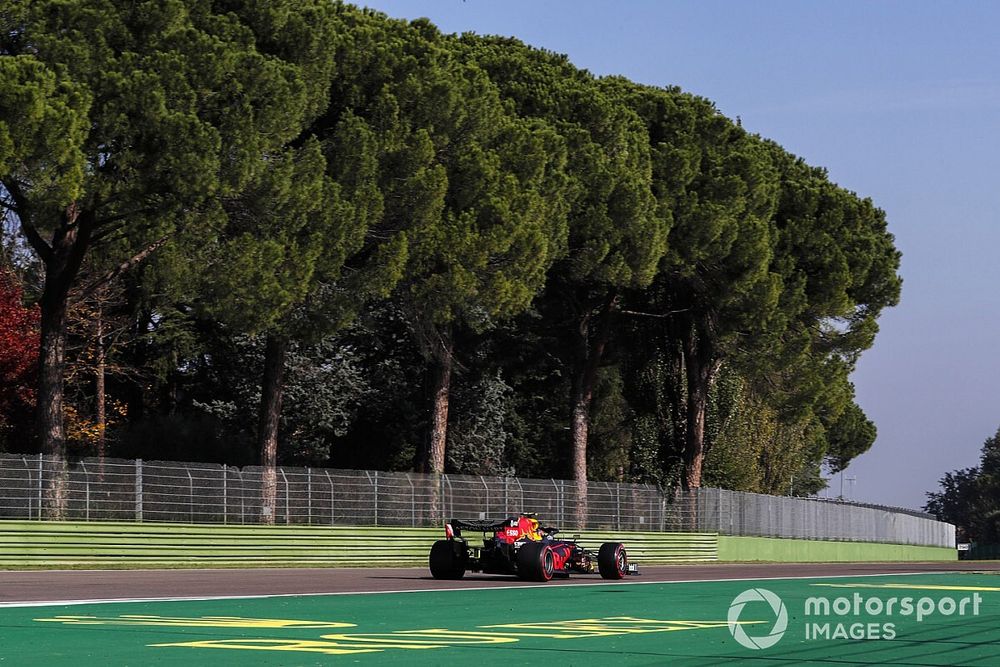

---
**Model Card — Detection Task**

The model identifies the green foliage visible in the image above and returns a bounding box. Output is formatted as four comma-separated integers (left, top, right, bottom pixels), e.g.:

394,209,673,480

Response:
1,0,351,455
3,0,330,231
476,309,573,478
0,5,903,494
617,92,781,488
0,55,89,208
657,115,781,344
198,137,360,336
703,367,825,495
926,427,1000,542
446,371,515,476
187,332,372,466
746,143,902,470
338,21,573,331
824,401,877,473
463,40,662,289
588,366,635,482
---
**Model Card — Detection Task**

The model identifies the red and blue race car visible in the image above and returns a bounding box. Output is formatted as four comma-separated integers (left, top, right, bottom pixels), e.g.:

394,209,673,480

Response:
429,514,636,582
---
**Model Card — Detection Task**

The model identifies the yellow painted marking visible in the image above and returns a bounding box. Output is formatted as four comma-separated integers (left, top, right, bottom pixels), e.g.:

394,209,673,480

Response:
480,616,758,639
35,615,356,629
811,583,1000,592
58,614,749,657
321,631,518,645
151,639,384,656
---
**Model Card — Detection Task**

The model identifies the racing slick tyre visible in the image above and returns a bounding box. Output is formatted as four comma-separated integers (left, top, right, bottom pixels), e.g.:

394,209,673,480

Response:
598,542,628,580
429,540,466,579
517,542,555,582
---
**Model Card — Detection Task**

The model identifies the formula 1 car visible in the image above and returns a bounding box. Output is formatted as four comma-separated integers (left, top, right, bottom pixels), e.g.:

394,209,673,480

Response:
428,514,637,582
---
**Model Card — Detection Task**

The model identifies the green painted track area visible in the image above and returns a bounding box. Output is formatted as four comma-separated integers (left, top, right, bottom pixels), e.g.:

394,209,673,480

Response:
2,572,998,665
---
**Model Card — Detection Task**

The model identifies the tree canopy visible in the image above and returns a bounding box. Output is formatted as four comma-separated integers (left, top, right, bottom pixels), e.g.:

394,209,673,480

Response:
0,3,902,501
925,427,1000,542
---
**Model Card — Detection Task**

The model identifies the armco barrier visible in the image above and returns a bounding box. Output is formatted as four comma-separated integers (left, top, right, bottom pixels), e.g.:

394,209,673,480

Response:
0,520,718,567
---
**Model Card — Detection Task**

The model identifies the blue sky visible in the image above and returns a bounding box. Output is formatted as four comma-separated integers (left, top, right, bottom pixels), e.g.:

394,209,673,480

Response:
361,0,1000,510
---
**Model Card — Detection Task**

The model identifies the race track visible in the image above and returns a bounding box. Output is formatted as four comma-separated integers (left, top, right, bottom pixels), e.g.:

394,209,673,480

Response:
3,561,1000,665
2,560,997,605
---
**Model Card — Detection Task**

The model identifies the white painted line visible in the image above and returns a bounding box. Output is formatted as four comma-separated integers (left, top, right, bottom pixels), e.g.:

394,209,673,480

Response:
0,570,957,609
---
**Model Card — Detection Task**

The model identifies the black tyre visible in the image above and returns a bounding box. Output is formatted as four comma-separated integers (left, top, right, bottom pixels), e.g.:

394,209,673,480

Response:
516,542,555,582
429,540,466,579
598,542,627,580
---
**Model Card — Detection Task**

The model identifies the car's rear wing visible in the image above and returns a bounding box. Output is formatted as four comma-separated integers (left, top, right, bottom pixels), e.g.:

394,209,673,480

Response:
445,518,509,537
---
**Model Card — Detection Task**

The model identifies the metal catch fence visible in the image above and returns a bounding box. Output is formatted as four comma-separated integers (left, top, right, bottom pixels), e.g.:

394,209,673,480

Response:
0,454,955,548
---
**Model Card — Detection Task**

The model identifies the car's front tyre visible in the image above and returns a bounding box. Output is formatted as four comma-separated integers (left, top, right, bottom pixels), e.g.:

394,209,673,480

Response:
598,542,627,579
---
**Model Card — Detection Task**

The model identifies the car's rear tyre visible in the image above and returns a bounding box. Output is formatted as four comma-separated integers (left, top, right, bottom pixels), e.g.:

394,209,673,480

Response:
598,542,627,579
429,540,466,579
517,542,555,582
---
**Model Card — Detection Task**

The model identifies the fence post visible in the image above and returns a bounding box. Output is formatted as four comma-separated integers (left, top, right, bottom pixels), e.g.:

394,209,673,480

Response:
222,467,228,525
186,467,194,523
442,475,453,524
374,470,379,526
480,476,490,518
550,479,560,527
21,456,34,520
81,461,90,521
439,474,446,523
325,470,335,526
134,459,143,522
37,455,43,520
405,473,415,527
615,483,621,532
726,491,736,535
235,468,245,525
280,468,289,524
307,467,313,525
717,488,722,533
660,494,665,532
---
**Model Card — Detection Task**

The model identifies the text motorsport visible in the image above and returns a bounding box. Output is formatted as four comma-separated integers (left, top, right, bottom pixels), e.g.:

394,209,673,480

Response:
728,587,984,648
803,591,983,641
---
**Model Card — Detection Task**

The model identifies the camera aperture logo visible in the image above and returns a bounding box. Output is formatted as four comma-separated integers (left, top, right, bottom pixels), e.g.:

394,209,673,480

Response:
727,588,788,649
728,586,985,649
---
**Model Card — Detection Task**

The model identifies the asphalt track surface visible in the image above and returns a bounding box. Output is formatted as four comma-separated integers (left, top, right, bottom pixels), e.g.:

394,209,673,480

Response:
3,560,998,605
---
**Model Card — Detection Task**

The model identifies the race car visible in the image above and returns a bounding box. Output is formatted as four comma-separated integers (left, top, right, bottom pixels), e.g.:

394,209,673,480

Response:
428,513,636,582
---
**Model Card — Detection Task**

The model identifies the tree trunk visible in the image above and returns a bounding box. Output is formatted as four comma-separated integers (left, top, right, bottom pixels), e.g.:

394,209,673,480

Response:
34,205,94,519
35,204,93,455
38,282,69,457
427,334,454,475
424,332,454,525
680,322,720,491
569,291,617,529
95,309,106,479
258,334,287,525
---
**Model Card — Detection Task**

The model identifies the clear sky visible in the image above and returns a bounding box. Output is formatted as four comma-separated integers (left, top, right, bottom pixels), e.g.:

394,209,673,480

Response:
361,0,1000,510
